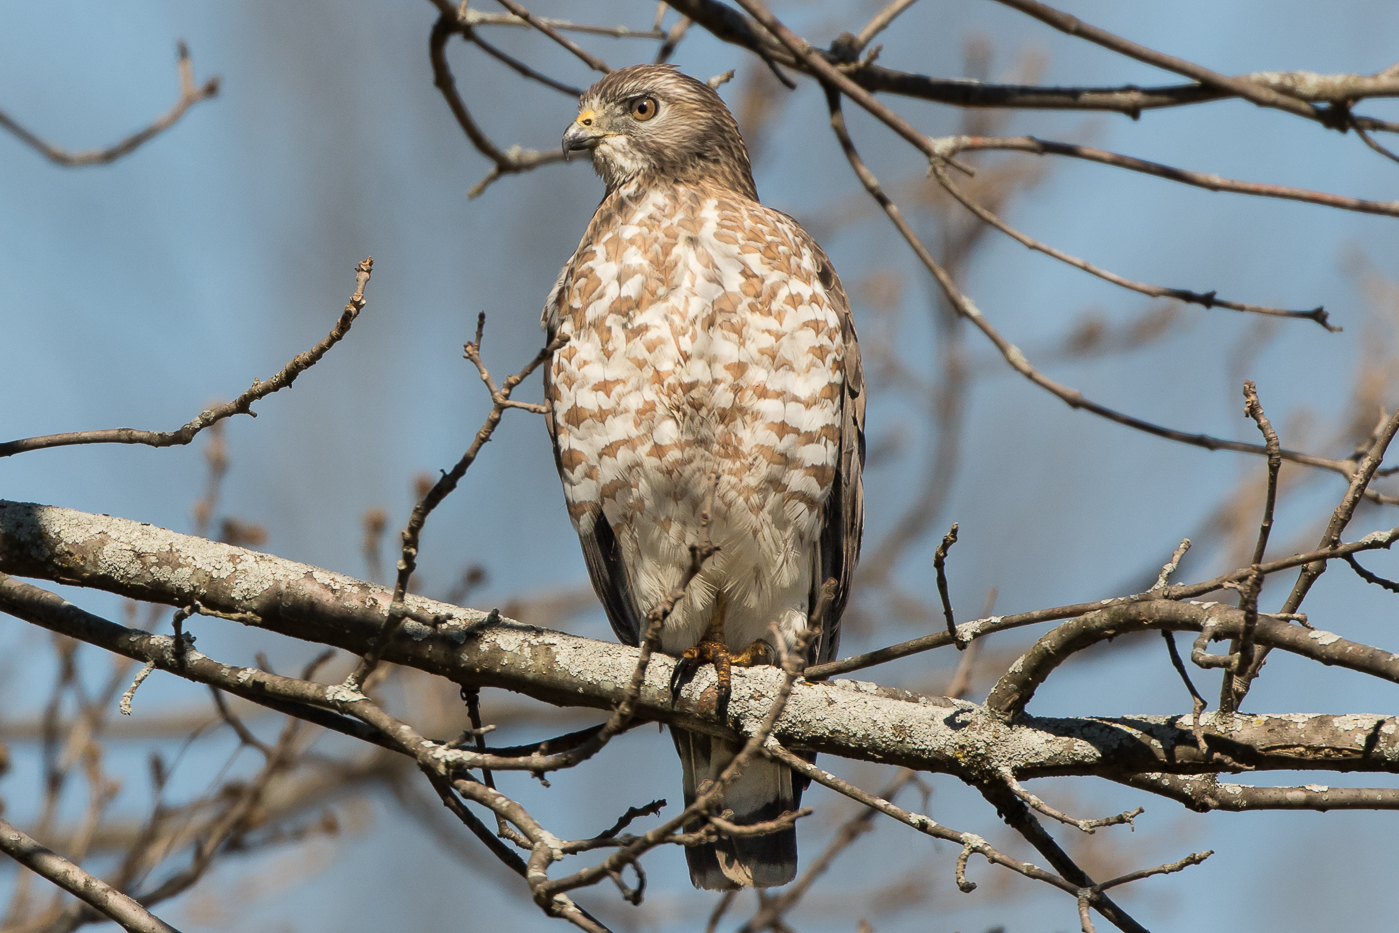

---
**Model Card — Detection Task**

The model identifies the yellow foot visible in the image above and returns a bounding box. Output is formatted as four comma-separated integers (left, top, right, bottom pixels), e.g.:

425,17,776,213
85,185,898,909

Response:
669,638,775,709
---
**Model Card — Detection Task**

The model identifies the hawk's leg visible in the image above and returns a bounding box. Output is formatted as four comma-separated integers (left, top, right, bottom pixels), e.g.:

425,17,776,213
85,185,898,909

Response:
669,597,775,712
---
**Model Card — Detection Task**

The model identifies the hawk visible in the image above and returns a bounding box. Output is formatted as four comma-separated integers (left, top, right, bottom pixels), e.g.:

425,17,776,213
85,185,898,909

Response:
543,64,864,890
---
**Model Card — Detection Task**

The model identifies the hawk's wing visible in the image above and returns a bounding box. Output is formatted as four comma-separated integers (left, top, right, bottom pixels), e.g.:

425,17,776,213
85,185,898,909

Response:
805,239,865,667
542,270,646,648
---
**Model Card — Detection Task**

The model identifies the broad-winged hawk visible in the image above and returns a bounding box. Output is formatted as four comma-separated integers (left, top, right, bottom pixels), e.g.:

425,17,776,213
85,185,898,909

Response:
543,64,864,890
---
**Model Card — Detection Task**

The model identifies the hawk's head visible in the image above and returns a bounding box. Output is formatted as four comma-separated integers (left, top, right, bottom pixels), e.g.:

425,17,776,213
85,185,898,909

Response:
562,64,757,200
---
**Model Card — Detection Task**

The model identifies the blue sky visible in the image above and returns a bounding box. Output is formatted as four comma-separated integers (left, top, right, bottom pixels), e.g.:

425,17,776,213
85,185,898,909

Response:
2,2,1398,930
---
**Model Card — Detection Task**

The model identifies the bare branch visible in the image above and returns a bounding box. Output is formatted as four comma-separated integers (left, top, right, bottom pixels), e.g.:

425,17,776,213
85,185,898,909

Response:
1344,552,1399,592
0,258,373,459
494,0,611,73
985,598,1399,721
1280,405,1399,613
809,524,1399,682
653,15,692,65
933,523,960,644
448,4,665,40
1218,382,1284,711
986,0,1324,123
428,15,567,200
1224,405,1399,709
0,819,181,933
1093,849,1213,892
851,0,922,53
1152,539,1192,591
1120,773,1399,812
469,32,584,97
931,162,1336,330
1002,774,1143,833
973,779,1147,933
0,42,218,168
1355,124,1399,164
8,515,1399,785
668,0,1399,120
944,135,1399,219
347,315,562,688
822,90,1393,507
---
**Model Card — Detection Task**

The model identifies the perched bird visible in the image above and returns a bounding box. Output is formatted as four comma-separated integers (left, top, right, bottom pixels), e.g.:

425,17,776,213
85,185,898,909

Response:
542,64,864,890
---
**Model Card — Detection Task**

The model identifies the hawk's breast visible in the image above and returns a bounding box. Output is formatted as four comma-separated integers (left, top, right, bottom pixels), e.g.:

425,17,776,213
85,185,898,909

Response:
546,182,846,649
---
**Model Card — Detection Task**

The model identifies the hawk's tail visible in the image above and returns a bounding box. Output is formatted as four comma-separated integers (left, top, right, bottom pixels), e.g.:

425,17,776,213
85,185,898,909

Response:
671,728,800,889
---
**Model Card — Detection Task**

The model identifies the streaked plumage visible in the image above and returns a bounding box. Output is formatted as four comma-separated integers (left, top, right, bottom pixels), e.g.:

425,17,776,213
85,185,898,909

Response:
543,64,864,889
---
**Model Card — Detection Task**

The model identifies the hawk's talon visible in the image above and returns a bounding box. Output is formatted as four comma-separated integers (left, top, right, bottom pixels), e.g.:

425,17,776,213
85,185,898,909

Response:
732,638,775,668
668,653,695,705
669,638,774,711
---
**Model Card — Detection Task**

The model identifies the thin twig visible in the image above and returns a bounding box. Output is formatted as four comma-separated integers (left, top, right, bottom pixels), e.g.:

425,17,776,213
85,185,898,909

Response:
1002,774,1143,833
1152,539,1192,591
0,41,218,168
118,663,157,717
594,800,667,841
1343,552,1399,592
1161,631,1210,758
0,258,373,458
469,32,584,96
1219,382,1283,712
931,162,1336,330
704,891,737,933
933,523,960,644
986,0,1323,123
852,0,922,52
654,15,692,64
1355,125,1399,165
1093,849,1213,892
945,135,1399,219
827,106,1395,498
428,15,567,200
449,5,665,40
494,0,611,73
346,314,562,689
1243,382,1283,569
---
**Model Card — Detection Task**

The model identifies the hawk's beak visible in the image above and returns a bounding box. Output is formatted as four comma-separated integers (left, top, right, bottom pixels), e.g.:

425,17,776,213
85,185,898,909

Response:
562,109,606,160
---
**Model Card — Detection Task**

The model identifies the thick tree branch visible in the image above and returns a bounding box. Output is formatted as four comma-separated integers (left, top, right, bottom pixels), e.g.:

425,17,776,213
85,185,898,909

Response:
3,503,1399,787
1118,773,1399,812
0,819,181,933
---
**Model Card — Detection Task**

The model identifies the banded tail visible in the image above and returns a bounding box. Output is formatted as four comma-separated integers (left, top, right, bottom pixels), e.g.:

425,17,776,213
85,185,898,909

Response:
671,728,802,889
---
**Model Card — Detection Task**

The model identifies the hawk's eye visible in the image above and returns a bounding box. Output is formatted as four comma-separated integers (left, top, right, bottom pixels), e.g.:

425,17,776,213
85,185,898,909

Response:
629,96,658,122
